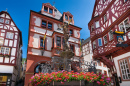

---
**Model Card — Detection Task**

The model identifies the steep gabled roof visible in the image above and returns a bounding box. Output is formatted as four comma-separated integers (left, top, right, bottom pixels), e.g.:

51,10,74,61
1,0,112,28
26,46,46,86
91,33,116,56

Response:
0,11,22,45
81,37,90,46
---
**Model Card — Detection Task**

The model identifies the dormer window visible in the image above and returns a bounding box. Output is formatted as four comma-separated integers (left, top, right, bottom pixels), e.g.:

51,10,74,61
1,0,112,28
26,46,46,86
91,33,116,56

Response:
44,6,48,12
41,21,47,28
48,23,52,30
65,15,68,20
49,8,53,14
69,16,72,20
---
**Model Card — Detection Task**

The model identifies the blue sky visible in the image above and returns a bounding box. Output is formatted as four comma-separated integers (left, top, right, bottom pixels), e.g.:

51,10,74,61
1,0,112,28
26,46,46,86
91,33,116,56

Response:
0,0,95,58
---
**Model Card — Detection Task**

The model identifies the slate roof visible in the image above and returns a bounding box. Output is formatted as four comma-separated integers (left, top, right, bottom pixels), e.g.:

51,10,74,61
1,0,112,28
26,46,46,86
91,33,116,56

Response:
81,37,90,46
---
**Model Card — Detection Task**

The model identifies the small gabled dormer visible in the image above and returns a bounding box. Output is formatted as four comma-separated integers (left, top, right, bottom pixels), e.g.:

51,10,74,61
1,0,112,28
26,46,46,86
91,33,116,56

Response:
41,3,55,17
63,11,74,25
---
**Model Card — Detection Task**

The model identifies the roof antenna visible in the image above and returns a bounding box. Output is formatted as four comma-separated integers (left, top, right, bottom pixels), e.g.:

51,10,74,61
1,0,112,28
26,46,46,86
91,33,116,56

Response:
53,0,55,6
5,8,8,12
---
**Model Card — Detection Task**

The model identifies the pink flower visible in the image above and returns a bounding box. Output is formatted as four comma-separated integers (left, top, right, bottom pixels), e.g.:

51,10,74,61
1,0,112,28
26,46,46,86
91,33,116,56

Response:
106,77,110,81
97,81,101,85
72,75,74,77
61,81,64,84
101,76,104,79
64,79,66,81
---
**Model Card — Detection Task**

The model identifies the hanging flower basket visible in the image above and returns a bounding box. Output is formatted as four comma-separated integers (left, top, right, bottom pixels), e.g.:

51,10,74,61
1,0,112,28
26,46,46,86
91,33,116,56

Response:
29,71,111,86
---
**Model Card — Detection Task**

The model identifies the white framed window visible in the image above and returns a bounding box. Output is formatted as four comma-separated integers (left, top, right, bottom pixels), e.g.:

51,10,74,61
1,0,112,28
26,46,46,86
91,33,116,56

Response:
98,38,102,46
0,47,10,55
95,21,100,28
104,35,108,44
5,20,9,24
93,41,96,49
0,18,4,23
109,30,113,41
119,18,129,33
119,58,130,80
104,14,107,23
91,25,94,32
6,32,14,39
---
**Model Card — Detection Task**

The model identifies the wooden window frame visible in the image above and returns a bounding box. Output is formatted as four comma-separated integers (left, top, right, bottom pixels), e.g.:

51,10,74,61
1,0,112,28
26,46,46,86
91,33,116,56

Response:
5,19,10,24
118,56,130,81
49,8,53,14
41,20,47,28
119,18,129,33
69,29,74,37
70,44,75,53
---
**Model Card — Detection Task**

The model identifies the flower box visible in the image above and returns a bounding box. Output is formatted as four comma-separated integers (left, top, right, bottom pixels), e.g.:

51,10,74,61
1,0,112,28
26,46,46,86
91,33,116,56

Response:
30,71,111,86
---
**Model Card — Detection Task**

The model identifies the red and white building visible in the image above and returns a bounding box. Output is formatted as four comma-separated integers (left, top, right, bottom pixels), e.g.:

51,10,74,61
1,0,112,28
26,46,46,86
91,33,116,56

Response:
25,3,81,86
88,0,130,86
0,11,22,86
81,37,109,76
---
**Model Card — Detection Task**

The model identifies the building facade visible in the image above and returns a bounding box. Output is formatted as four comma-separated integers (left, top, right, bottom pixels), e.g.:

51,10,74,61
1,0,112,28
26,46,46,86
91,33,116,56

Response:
81,37,109,76
0,11,22,86
25,3,81,86
88,0,130,86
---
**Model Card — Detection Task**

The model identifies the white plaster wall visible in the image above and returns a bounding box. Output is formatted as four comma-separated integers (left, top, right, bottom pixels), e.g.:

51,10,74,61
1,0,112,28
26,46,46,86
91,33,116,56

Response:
31,49,51,57
0,65,13,73
54,8,62,19
6,14,10,19
33,16,41,26
46,37,52,50
9,40,13,47
0,57,3,62
75,44,80,56
11,21,15,26
11,48,16,56
32,34,39,48
84,54,93,63
10,57,15,64
4,57,9,63
54,23,63,33
113,52,130,86
74,30,80,38
13,40,17,47
69,37,79,44
34,26,53,36
4,39,8,46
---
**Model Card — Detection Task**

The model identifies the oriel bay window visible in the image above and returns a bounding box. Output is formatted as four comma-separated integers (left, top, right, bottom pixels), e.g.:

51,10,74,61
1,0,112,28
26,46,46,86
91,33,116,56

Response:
40,38,46,49
56,36,61,47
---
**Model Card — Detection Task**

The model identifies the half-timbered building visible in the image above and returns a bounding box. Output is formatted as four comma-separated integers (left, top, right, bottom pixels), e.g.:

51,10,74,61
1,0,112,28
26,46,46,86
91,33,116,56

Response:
88,0,130,85
0,11,22,86
25,3,81,86
81,37,109,76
